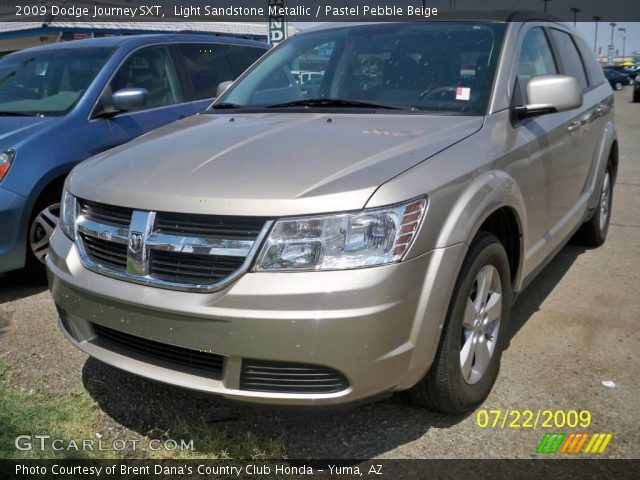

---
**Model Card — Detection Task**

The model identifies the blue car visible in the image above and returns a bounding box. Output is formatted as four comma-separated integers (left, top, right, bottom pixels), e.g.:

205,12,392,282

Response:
0,34,268,276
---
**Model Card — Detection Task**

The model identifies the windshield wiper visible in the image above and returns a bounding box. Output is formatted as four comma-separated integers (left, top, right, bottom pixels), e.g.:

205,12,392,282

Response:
264,98,409,110
0,111,39,117
209,102,243,110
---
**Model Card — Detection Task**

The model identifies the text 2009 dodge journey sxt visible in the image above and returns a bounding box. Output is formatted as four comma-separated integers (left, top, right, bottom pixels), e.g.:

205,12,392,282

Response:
47,15,617,412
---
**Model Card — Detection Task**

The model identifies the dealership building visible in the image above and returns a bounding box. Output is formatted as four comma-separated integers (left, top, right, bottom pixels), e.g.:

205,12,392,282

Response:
0,21,269,55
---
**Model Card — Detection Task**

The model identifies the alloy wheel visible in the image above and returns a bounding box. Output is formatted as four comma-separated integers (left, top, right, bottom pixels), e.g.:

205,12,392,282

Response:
599,172,611,232
29,203,60,264
460,265,502,385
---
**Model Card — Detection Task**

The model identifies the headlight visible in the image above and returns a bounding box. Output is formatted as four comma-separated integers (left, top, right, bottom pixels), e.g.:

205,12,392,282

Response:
255,197,426,271
60,189,77,241
0,149,16,183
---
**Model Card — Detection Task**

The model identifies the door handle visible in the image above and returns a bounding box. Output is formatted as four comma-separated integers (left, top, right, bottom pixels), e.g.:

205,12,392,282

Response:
567,120,581,132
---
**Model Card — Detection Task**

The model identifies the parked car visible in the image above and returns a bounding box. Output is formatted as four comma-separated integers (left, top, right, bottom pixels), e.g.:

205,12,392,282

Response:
0,34,268,275
603,68,628,90
48,15,617,413
603,65,636,85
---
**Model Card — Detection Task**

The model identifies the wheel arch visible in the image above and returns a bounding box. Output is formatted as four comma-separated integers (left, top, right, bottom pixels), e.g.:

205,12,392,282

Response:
435,169,527,291
587,121,618,212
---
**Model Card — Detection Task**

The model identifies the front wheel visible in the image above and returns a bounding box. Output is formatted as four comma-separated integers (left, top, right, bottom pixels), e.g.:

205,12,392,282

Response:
23,195,61,280
408,232,512,413
573,166,613,247
614,81,624,91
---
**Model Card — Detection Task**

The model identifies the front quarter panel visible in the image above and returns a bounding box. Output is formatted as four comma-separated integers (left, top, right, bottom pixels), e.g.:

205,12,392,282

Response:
365,112,532,387
367,111,528,277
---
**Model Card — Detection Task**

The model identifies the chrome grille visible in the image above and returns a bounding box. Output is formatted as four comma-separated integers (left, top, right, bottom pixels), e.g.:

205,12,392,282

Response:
155,212,265,239
80,233,128,270
150,250,245,285
80,200,131,228
76,199,271,292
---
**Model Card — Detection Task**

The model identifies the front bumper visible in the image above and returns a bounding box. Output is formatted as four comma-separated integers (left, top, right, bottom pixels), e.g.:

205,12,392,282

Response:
0,186,28,273
47,228,464,405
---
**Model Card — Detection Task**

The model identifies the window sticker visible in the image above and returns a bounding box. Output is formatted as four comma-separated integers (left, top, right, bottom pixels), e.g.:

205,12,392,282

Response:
456,87,471,101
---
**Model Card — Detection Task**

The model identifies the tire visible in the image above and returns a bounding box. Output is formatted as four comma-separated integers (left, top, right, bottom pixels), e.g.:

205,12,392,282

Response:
614,82,623,91
573,165,613,247
408,232,512,413
23,191,61,280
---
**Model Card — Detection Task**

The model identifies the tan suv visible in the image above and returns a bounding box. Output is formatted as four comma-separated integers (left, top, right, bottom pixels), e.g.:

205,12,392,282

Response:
47,15,617,412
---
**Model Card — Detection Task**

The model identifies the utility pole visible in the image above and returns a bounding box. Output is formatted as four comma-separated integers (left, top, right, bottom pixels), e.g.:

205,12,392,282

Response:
570,7,580,26
608,22,617,64
618,27,626,62
593,16,601,54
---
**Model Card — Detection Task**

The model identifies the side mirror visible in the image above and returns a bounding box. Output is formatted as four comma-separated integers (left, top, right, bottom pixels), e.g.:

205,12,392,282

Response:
111,88,148,112
515,75,583,119
216,81,234,97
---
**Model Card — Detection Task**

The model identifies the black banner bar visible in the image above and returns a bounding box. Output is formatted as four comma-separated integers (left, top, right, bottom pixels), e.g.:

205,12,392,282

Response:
3,0,640,22
1,459,639,480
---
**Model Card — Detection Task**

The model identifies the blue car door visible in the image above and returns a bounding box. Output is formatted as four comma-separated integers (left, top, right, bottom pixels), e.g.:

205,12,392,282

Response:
98,44,196,147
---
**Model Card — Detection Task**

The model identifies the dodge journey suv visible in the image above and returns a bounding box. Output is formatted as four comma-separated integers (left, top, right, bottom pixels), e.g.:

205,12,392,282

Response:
47,15,617,413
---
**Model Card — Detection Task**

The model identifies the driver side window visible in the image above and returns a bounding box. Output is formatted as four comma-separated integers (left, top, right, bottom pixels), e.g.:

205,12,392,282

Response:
516,28,558,103
109,46,183,111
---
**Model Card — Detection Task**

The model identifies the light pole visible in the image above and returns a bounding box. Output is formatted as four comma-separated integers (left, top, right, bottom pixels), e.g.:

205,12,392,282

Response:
618,27,626,62
570,7,580,26
593,16,601,54
609,22,617,64
542,0,552,13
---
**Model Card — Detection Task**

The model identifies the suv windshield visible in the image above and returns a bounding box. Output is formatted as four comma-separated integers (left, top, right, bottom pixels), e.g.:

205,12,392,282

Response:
218,22,506,115
0,46,114,116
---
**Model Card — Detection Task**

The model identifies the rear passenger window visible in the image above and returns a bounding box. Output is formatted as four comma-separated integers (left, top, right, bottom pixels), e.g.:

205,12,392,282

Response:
550,29,589,90
517,28,557,101
574,36,605,87
177,44,235,100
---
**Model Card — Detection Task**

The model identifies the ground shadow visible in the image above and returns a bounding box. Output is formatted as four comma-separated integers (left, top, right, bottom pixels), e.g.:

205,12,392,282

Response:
508,243,587,342
0,271,47,305
82,357,466,459
0,272,47,341
81,242,587,459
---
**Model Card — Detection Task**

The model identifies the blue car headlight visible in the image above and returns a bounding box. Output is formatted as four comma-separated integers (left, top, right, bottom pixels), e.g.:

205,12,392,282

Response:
0,149,16,183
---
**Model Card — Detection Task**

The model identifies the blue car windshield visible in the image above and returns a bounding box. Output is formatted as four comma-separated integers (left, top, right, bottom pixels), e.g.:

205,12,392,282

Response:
218,22,507,115
0,46,114,116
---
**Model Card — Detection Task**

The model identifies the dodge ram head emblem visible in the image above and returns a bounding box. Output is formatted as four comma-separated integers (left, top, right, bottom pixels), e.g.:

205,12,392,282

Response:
128,233,143,252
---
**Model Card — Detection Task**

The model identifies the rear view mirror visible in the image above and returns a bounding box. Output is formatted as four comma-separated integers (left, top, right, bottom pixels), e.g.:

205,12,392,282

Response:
216,81,234,97
516,75,583,119
111,88,148,112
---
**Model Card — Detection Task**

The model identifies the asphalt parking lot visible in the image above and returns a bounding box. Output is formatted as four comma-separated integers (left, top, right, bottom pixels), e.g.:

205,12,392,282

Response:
0,89,638,460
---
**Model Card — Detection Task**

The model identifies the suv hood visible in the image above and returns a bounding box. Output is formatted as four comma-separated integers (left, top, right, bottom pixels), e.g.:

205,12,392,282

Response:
69,113,483,216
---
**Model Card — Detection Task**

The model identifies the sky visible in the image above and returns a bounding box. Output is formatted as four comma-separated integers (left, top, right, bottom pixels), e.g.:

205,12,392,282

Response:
574,22,640,58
